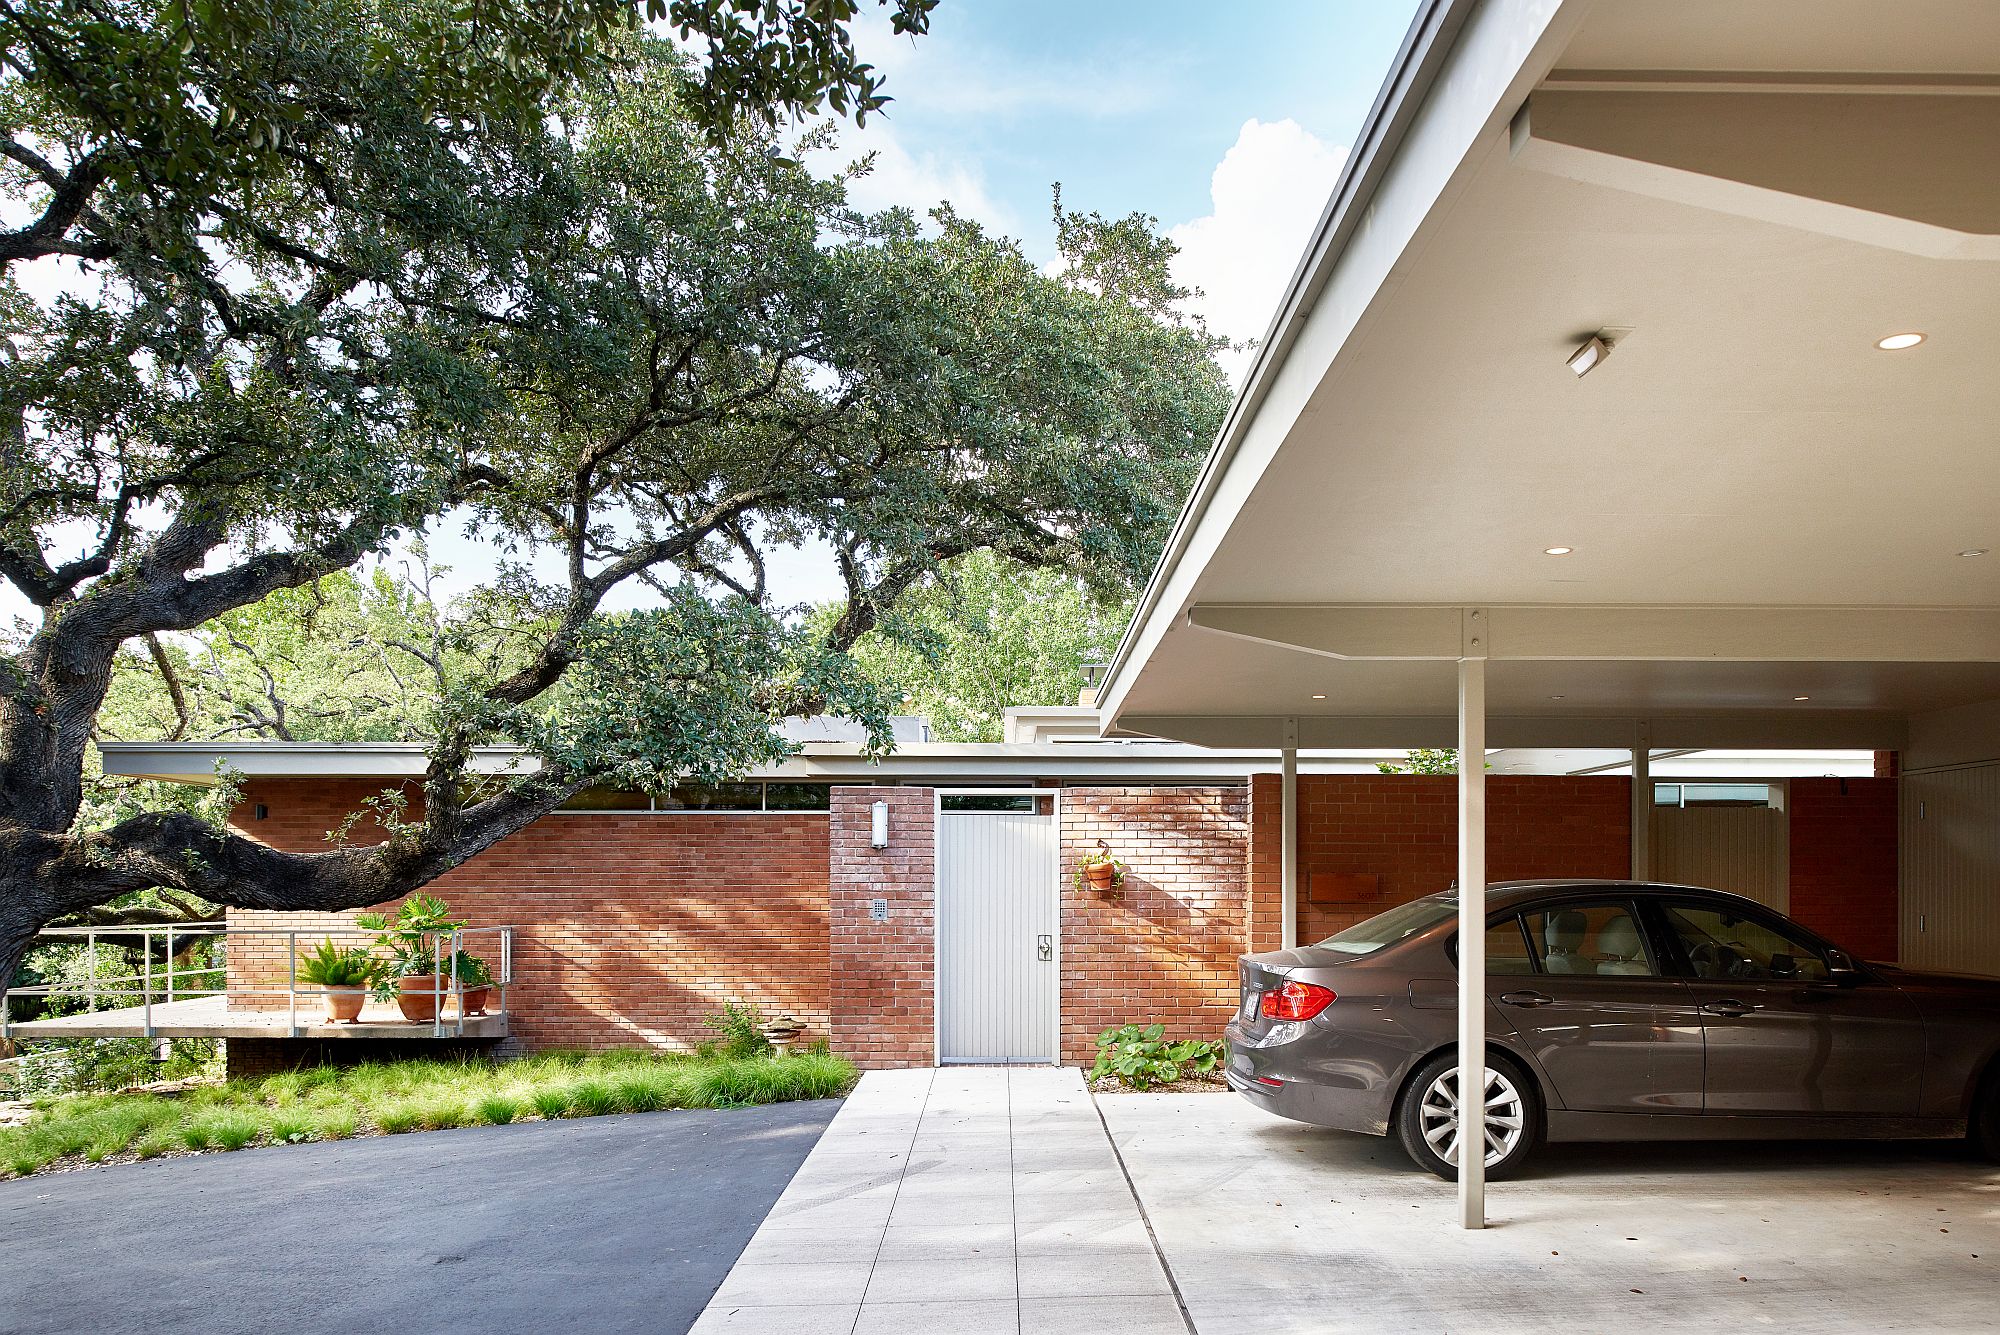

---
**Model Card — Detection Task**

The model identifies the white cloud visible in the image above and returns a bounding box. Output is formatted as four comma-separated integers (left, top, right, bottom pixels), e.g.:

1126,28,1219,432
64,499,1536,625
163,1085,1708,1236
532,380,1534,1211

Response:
808,122,1014,235
849,12,1176,122
1169,118,1348,384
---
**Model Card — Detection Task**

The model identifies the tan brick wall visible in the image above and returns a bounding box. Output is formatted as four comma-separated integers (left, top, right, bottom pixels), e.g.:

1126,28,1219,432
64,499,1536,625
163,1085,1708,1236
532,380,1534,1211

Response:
1059,786,1249,1062
225,779,832,1054
828,786,935,1067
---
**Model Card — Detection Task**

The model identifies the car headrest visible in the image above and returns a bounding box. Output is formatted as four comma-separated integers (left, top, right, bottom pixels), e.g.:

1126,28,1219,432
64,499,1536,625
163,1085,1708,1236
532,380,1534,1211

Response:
1545,909,1588,953
1598,914,1642,959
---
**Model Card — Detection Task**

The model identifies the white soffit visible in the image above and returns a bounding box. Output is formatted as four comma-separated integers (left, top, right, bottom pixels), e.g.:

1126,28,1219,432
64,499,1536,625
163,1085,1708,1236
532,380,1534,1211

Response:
1101,0,2000,747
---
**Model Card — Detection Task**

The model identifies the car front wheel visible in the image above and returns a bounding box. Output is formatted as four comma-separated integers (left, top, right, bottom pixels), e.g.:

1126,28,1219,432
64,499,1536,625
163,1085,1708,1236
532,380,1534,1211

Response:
1395,1050,1540,1181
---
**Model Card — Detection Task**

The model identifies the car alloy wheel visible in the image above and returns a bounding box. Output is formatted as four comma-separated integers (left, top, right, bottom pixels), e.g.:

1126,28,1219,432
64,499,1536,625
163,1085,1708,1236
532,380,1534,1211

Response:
1395,1051,1540,1180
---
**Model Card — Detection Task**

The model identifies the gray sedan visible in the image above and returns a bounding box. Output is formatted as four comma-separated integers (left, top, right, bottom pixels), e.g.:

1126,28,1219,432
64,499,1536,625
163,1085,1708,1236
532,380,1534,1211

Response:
1225,879,2000,1179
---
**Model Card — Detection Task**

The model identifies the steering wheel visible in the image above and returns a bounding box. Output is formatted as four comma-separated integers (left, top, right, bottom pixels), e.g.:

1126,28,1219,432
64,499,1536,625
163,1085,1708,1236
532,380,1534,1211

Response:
1690,941,1746,979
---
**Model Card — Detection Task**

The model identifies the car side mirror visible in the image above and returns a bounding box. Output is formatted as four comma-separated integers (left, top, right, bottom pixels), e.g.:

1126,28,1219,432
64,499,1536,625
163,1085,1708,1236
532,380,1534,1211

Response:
1826,949,1862,985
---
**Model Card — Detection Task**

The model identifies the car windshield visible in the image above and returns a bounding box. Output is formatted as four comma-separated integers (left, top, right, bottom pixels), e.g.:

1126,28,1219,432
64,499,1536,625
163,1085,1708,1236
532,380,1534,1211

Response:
1315,896,1457,955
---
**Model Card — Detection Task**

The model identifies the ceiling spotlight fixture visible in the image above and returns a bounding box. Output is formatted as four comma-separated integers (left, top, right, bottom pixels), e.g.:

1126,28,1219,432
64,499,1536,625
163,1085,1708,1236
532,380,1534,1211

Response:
1548,694,1566,701
1794,695,1811,702
1566,334,1612,377
1544,546,1573,556
1875,332,1924,350
1310,693,1327,700
1959,549,1988,558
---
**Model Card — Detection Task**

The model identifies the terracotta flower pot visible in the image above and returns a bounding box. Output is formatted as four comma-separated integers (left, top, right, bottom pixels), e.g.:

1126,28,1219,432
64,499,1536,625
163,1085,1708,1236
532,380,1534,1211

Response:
325,986,367,1024
396,974,441,1022
1084,862,1121,892
461,986,491,1017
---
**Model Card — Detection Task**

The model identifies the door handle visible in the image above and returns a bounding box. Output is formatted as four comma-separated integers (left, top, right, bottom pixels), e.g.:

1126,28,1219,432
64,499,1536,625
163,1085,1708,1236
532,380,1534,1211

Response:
1036,934,1053,962
1499,990,1553,1009
1701,999,1758,1018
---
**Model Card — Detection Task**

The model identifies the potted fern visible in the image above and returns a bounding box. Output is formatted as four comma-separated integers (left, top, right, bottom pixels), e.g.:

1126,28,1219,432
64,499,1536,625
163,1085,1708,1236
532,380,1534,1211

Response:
297,941,381,1023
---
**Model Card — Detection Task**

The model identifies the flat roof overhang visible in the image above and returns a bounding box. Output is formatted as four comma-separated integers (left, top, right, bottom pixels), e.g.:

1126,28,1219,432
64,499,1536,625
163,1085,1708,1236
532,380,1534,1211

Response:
1098,0,2000,749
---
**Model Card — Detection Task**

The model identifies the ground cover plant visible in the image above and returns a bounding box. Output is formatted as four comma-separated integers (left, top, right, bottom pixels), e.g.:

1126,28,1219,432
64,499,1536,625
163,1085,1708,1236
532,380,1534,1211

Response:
1090,1023,1224,1092
0,1048,855,1180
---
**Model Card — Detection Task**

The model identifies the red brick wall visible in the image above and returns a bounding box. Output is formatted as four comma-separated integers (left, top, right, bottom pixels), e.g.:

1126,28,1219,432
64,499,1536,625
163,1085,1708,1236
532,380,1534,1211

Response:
225,779,832,1054
1248,773,1633,948
1788,777,1899,960
827,786,935,1067
1060,786,1249,1061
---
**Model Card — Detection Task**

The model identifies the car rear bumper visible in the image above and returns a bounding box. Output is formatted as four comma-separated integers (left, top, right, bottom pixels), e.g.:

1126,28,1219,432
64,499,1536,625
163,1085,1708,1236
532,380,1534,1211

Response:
1224,1020,1397,1136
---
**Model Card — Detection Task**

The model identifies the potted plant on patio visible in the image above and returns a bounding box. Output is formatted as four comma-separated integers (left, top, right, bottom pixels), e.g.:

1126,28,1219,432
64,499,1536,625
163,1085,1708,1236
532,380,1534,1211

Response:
297,941,382,1023
1076,841,1128,893
356,895,466,1023
447,950,494,1016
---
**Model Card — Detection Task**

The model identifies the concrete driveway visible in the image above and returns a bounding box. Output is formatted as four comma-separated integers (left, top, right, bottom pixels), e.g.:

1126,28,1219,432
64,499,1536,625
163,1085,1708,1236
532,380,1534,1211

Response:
1101,1092,2000,1335
0,1099,839,1335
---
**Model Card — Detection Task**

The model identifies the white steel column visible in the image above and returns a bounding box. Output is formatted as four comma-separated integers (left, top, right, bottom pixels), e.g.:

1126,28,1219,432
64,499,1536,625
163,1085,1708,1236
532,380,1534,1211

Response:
1630,721,1653,880
1281,716,1299,950
1456,620,1488,1230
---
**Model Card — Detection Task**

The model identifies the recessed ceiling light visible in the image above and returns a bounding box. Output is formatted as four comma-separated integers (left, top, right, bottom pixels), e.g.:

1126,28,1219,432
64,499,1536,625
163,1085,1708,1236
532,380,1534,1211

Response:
1794,695,1811,702
1876,332,1924,350
1959,549,1988,558
1310,693,1327,700
1544,546,1573,556
1548,694,1565,701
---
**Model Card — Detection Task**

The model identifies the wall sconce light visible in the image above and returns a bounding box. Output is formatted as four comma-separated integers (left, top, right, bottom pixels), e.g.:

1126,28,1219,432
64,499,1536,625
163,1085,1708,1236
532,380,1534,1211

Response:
870,800,890,849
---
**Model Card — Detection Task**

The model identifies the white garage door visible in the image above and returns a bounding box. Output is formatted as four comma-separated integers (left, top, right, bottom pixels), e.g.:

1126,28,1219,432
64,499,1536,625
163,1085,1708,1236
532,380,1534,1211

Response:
936,807,1059,1064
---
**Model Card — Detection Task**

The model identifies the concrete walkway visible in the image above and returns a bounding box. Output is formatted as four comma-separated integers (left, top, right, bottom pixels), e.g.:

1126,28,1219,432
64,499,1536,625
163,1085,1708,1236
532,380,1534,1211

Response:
691,1067,1190,1334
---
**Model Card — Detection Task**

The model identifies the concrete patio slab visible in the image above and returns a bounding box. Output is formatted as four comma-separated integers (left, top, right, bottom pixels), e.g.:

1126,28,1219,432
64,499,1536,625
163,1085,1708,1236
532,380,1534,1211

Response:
691,1067,1192,1335
1101,1090,2000,1335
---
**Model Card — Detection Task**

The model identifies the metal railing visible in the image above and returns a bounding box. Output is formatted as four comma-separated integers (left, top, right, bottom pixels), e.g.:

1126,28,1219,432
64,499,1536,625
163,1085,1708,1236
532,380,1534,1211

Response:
1,923,514,1041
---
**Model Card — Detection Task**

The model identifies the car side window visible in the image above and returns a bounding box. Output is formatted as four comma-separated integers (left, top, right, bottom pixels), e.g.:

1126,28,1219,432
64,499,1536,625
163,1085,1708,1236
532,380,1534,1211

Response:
1485,916,1537,975
1663,903,1830,983
1519,902,1658,978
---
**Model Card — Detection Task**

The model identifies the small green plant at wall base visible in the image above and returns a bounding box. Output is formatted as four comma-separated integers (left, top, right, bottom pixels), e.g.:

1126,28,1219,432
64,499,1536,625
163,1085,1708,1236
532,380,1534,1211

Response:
1092,1024,1224,1091
702,1001,773,1059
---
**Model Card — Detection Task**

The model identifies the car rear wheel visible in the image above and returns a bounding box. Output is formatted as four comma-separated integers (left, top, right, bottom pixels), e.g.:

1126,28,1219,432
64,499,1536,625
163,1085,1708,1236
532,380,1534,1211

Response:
1395,1050,1541,1182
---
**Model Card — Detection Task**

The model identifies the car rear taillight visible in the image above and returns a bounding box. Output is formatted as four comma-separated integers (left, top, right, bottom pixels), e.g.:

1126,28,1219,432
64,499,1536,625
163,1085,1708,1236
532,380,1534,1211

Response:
1260,981,1336,1021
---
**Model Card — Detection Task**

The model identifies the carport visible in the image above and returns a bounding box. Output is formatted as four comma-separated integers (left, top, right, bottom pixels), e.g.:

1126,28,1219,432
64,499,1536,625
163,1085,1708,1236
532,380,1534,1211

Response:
1094,0,2000,1228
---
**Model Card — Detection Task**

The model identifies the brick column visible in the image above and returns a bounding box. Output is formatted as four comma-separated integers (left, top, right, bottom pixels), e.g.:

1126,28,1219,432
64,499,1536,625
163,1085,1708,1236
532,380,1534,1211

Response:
1246,772,1283,953
828,786,936,1068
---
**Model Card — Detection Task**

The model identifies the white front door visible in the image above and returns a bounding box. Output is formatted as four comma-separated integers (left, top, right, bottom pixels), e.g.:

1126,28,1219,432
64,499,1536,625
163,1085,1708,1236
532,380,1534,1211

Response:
936,809,1059,1063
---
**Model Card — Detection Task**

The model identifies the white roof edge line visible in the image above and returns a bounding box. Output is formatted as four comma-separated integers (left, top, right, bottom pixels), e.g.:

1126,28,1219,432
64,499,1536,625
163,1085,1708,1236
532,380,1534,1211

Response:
1095,0,1477,728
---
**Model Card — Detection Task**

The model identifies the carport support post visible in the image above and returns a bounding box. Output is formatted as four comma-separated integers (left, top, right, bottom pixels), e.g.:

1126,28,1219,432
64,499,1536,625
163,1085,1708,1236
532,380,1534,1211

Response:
1281,717,1299,950
1457,621,1488,1230
1630,721,1653,880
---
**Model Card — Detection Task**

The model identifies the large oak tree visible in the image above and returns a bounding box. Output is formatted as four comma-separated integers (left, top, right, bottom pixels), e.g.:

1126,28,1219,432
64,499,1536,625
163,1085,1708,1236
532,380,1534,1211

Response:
0,4,1229,988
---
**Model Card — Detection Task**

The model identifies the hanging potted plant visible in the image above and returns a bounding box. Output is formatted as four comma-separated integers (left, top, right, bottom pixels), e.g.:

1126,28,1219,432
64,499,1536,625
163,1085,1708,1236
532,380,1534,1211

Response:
357,895,466,1023
1076,841,1128,893
297,941,382,1023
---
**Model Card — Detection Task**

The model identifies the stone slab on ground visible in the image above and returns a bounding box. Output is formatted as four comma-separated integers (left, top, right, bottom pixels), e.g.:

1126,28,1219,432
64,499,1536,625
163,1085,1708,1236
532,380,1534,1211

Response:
1101,1090,2000,1335
692,1067,1191,1335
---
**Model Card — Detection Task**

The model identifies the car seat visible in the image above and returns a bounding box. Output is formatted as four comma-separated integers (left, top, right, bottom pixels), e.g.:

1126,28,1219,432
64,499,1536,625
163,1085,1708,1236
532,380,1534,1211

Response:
1542,910,1593,974
1595,914,1651,975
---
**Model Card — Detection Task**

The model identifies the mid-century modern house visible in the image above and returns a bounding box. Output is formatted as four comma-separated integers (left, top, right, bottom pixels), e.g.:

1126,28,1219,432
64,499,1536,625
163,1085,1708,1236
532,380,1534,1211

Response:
1,718,1893,1084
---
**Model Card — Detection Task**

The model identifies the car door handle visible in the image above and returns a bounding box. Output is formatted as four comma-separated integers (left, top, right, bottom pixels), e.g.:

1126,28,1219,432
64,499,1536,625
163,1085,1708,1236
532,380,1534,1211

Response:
1701,999,1758,1018
1499,990,1553,1009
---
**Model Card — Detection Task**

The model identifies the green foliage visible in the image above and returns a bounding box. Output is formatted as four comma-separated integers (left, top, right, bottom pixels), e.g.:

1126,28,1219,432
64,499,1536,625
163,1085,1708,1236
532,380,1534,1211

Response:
830,551,1135,741
1090,1023,1224,1092
295,941,381,988
1074,847,1129,893
0,1049,858,1177
701,1001,773,1059
1377,748,1462,776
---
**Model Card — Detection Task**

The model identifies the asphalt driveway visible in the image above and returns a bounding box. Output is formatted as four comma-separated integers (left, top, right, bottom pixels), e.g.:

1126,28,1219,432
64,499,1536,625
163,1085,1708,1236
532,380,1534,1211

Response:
0,1099,840,1335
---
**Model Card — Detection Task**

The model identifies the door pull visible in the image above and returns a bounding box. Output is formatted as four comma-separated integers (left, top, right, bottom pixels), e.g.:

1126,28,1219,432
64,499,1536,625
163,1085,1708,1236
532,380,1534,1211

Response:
1036,934,1053,962
1498,990,1553,1009
1700,999,1757,1018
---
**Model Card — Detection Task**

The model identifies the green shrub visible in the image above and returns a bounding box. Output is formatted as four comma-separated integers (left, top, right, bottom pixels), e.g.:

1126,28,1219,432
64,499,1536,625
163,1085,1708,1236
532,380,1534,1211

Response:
701,1001,772,1059
474,1095,518,1125
1090,1024,1223,1091
567,1080,617,1117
